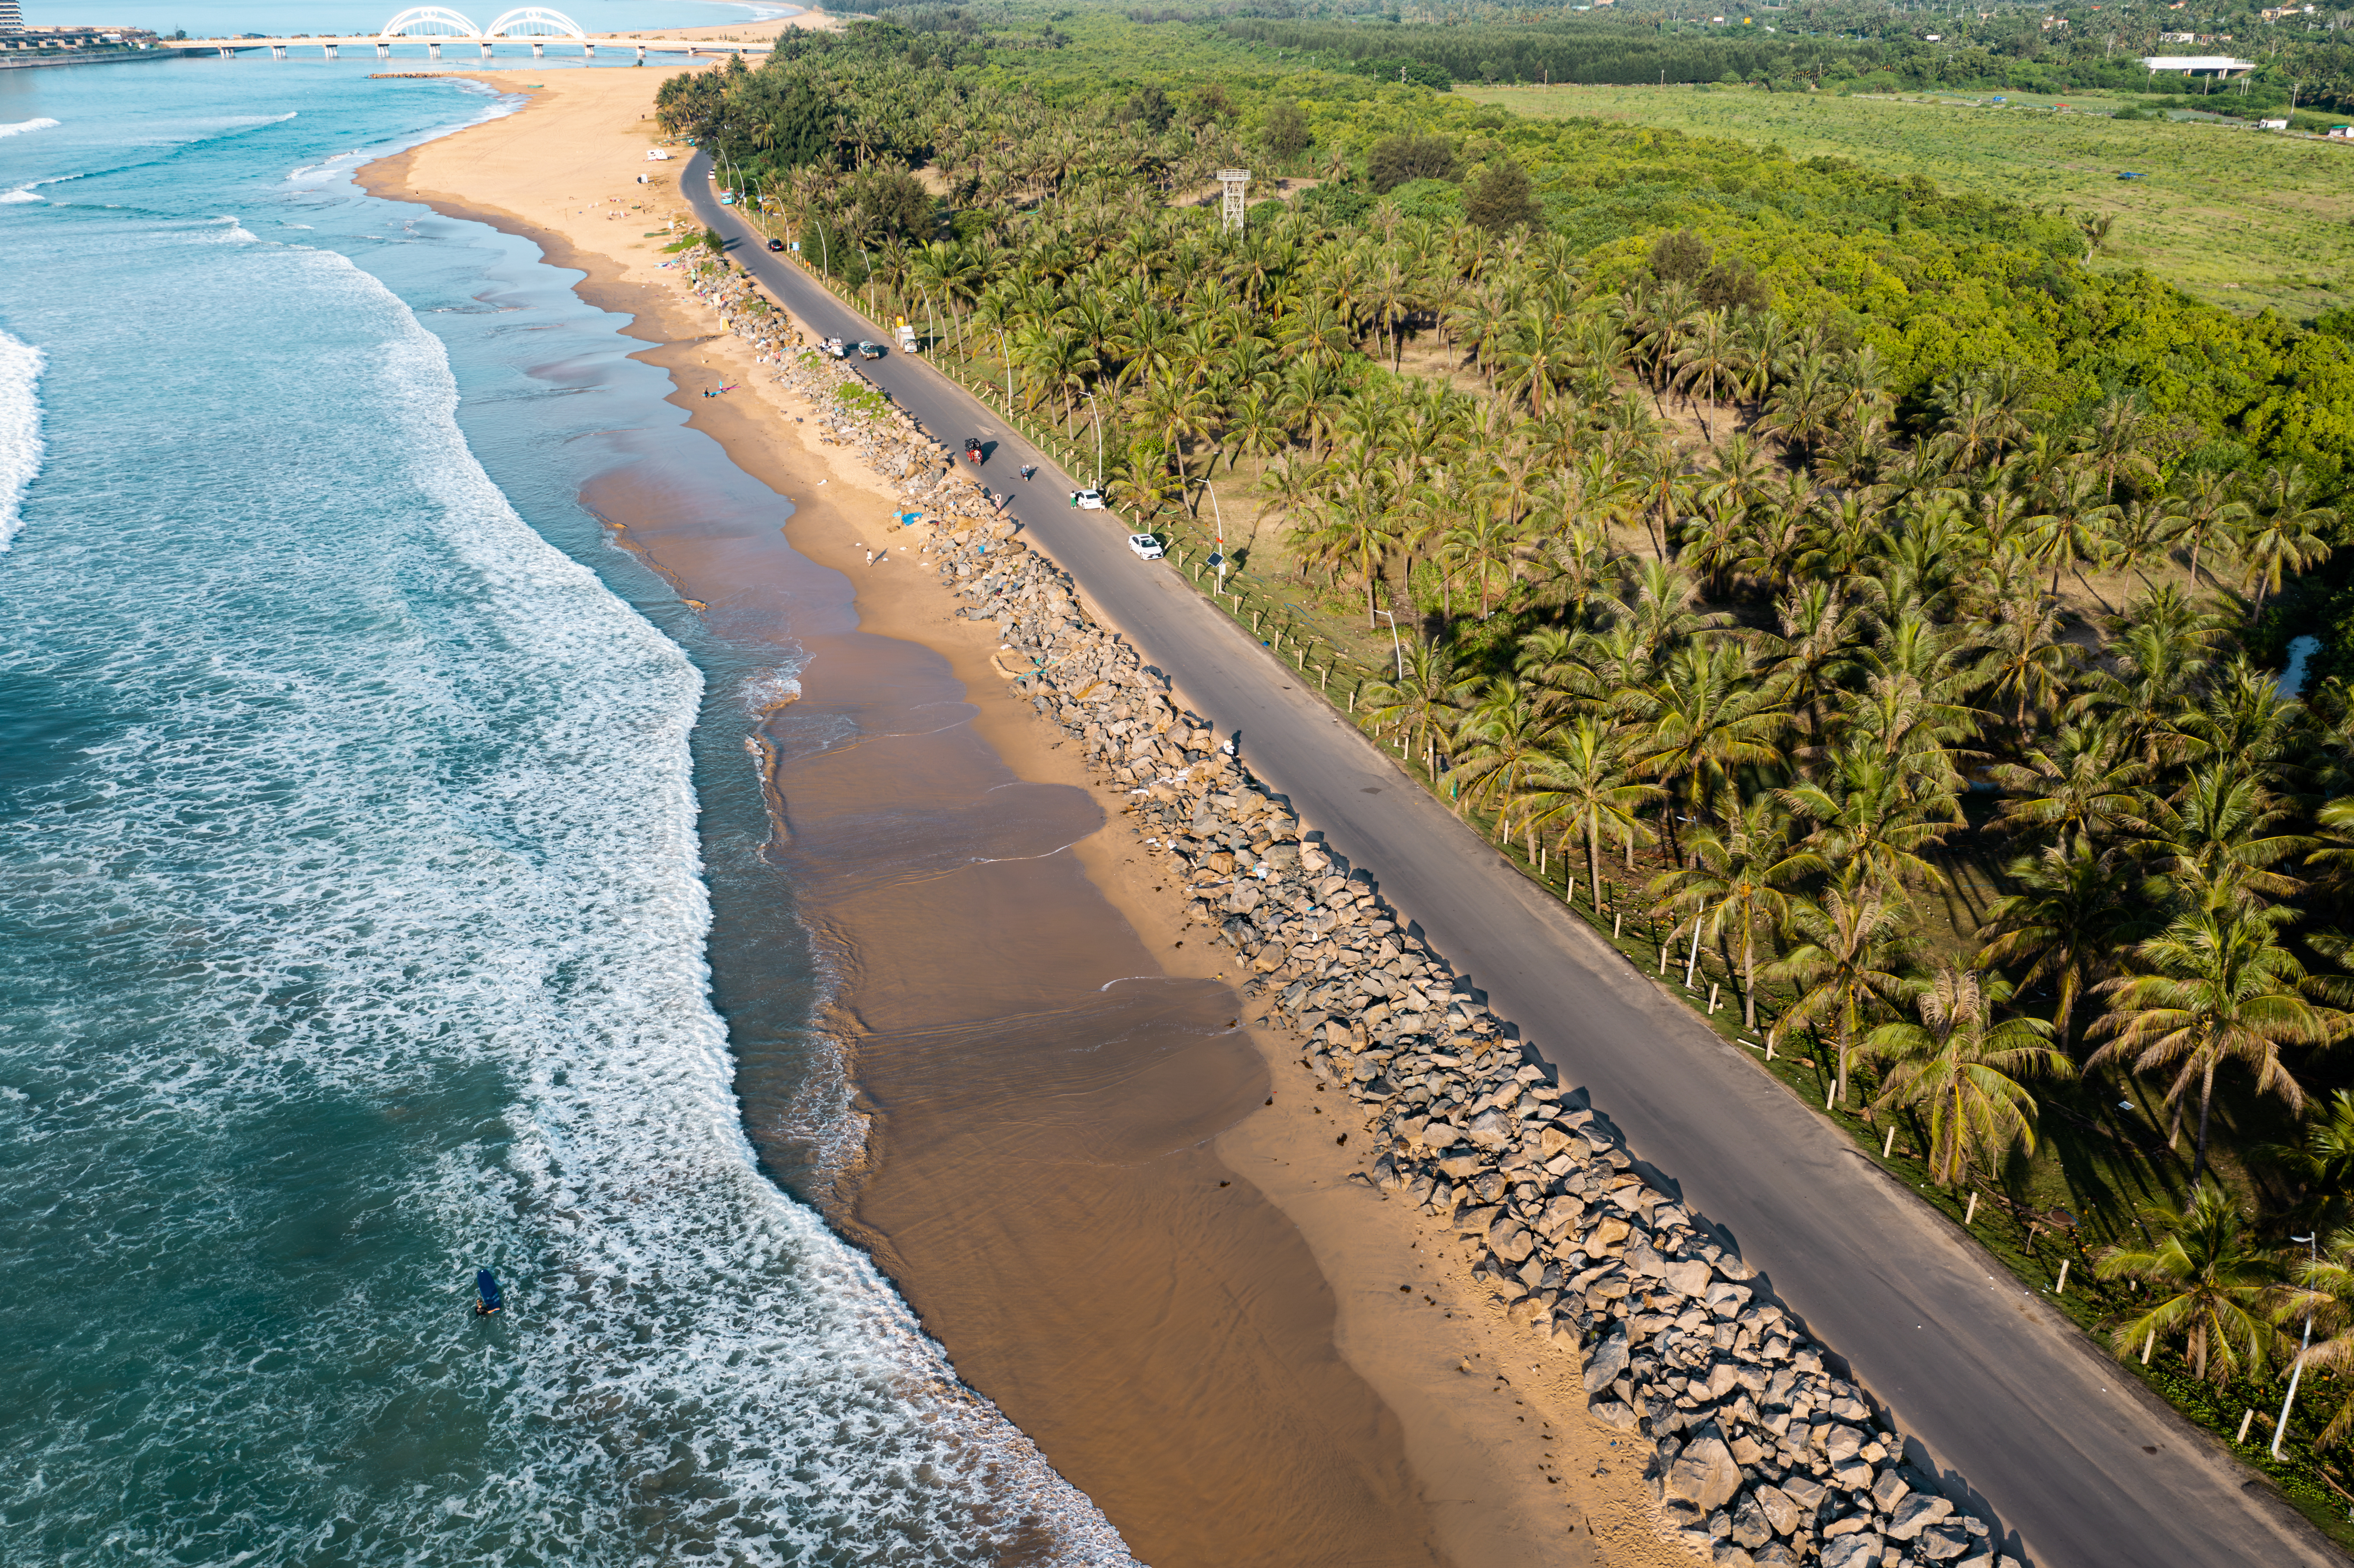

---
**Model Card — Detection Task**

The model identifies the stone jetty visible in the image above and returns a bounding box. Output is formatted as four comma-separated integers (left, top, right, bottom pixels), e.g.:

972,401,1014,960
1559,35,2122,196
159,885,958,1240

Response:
750,329,2018,1568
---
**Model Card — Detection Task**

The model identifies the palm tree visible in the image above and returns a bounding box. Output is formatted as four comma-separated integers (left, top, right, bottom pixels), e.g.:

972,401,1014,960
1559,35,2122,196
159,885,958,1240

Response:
2096,1183,2288,1386
2236,462,2337,614
2028,464,2121,604
1447,678,1558,822
1978,838,2138,1058
1361,637,1474,778
1519,716,1659,906
1671,307,1740,439
1978,585,2078,740
1766,886,1912,1108
1987,722,2152,852
1650,794,1823,1030
2173,469,2250,590
1861,964,2074,1186
1625,639,1784,857
2090,903,2331,1182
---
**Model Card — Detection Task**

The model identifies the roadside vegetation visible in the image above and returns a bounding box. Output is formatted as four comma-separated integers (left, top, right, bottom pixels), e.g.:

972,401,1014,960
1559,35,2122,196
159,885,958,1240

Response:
659,0,2354,1537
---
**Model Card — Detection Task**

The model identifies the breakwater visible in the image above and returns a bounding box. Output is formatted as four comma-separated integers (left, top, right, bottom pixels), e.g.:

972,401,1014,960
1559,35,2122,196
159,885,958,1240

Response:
720,302,2018,1568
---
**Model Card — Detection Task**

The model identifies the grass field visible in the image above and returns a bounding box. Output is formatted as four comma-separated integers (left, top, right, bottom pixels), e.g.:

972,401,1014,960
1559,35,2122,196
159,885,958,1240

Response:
1464,84,2354,319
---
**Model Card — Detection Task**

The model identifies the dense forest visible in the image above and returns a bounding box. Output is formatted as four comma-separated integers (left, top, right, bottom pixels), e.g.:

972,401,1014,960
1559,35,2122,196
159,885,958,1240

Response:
1212,0,2354,114
659,2,2354,1509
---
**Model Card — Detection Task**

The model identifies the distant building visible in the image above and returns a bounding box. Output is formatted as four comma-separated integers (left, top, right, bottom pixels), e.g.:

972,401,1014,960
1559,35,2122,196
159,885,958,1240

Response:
0,0,22,31
2259,117,2290,128
2137,53,2258,78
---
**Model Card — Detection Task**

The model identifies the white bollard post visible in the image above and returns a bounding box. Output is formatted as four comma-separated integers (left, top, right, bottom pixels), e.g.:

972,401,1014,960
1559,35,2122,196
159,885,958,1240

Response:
2237,1408,2257,1444
2142,1329,2156,1365
1964,1190,1980,1226
1883,1124,1897,1158
2055,1258,2071,1294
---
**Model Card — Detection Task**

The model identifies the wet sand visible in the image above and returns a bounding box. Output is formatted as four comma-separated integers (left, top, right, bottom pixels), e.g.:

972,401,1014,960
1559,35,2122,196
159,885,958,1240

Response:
364,67,1691,1568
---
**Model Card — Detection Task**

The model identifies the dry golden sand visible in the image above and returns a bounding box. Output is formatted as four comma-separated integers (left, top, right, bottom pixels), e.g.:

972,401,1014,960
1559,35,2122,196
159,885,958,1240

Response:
365,68,1697,1568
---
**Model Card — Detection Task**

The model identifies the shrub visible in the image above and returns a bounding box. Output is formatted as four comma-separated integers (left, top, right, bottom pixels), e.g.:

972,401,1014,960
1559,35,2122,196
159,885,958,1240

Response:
1368,133,1460,193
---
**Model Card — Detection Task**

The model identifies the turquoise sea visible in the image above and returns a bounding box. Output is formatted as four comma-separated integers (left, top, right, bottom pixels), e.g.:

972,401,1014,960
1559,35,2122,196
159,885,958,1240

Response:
0,42,1131,1568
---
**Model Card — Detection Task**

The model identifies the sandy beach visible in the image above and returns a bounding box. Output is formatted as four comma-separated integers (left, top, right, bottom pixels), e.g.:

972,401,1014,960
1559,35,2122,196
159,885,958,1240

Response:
362,66,1694,1568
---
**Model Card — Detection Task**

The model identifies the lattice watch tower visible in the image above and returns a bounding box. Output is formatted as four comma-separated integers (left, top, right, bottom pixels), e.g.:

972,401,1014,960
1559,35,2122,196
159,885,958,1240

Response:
1217,169,1250,235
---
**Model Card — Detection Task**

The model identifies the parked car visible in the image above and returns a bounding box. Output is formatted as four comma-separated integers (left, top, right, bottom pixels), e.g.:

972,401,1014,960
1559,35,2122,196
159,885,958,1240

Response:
719,192,736,206
856,341,885,360
1074,488,1107,510
822,337,847,359
1127,533,1165,560
766,237,784,252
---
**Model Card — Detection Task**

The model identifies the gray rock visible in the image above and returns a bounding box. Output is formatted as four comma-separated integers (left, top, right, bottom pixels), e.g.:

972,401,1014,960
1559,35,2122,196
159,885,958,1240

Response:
1582,1331,1629,1393
1588,1393,1638,1429
1779,1475,1828,1512
1871,1467,1912,1514
1919,1521,1971,1560
1818,1536,1882,1568
1823,1423,1866,1461
1731,1494,1773,1549
1754,1484,1802,1537
1490,1217,1537,1263
1665,1257,1714,1297
1466,1109,1514,1149
1665,1425,1743,1513
1887,1492,1954,1541
1712,1543,1755,1568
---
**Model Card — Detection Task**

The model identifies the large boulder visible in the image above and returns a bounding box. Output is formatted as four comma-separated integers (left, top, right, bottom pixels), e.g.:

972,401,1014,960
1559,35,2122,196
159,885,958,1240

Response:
1490,1218,1538,1264
1729,1494,1773,1550
1582,1330,1629,1393
1664,1426,1742,1513
1753,1484,1802,1537
1818,1537,1882,1568
1664,1257,1714,1298
1465,1109,1515,1149
1886,1492,1955,1541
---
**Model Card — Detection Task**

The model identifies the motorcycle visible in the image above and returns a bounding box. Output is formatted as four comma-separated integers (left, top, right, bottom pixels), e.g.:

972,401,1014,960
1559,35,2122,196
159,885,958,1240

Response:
963,439,984,466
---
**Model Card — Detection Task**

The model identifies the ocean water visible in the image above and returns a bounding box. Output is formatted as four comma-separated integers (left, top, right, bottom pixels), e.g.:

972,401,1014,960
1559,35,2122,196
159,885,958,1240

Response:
0,61,1132,1568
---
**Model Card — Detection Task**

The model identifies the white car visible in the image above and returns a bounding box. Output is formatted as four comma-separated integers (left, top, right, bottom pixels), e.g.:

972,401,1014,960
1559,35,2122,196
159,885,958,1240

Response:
1127,533,1165,560
1074,488,1107,510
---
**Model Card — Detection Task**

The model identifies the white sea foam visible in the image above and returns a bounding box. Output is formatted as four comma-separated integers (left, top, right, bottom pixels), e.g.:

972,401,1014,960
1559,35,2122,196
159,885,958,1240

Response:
0,187,38,204
0,331,44,551
738,666,804,716
0,222,1134,1564
0,117,60,138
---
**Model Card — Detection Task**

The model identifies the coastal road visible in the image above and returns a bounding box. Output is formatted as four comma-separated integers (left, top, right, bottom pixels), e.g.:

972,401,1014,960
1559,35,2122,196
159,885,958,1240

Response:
682,159,2330,1568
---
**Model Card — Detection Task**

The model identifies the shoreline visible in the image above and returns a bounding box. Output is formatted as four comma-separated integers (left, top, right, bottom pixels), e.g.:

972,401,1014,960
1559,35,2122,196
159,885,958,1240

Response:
359,68,1689,1568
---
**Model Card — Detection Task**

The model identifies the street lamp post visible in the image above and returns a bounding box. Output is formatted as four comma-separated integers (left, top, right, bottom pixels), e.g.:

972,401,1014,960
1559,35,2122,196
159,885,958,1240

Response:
1372,608,1405,680
1085,389,1103,490
1205,482,1228,593
2274,1232,2321,1461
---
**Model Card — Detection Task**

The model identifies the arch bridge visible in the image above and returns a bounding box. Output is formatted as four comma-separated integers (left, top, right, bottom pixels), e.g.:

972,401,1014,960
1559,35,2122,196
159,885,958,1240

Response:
170,7,777,63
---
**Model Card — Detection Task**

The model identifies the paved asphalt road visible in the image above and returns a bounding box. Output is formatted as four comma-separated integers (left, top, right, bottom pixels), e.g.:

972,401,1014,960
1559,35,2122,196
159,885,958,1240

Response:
681,159,2326,1568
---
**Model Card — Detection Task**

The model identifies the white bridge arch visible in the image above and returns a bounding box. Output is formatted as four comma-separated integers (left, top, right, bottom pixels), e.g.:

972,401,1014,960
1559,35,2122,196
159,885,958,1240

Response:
179,9,769,62
483,6,584,36
377,6,481,37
